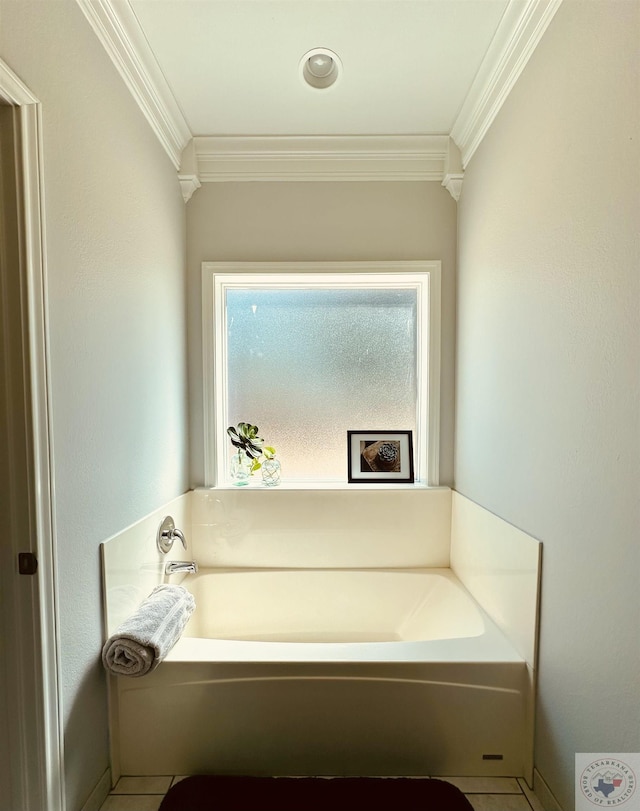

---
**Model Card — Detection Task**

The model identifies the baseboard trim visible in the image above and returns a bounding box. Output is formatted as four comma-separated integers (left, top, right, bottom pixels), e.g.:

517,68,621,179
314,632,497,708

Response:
80,768,112,811
533,768,564,810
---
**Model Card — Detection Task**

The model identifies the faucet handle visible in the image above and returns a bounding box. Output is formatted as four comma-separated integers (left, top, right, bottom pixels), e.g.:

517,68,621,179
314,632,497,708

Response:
157,516,187,554
172,528,187,549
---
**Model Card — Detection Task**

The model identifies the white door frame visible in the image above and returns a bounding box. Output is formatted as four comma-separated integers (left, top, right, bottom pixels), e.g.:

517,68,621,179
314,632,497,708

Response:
0,58,65,811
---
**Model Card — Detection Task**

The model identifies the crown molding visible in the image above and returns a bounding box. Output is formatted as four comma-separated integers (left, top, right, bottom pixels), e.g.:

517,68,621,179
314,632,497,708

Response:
178,174,201,203
442,174,464,202
451,0,563,167
76,0,191,169
441,139,464,202
0,58,39,105
193,135,452,183
178,139,201,202
76,0,560,183
77,0,561,186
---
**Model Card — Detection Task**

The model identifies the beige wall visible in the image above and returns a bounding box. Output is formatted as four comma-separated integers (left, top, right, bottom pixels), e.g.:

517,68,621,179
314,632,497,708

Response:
5,1,636,807
0,3,188,809
455,2,640,808
187,180,457,486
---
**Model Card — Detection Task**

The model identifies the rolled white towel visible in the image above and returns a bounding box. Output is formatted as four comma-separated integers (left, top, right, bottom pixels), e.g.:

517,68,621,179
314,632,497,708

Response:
102,583,195,677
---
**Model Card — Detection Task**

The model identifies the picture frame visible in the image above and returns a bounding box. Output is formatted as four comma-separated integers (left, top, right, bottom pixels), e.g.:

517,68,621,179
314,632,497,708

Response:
347,430,414,484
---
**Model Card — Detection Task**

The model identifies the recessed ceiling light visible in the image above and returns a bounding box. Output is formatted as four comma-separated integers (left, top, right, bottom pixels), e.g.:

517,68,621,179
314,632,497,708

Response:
308,53,334,79
300,48,341,90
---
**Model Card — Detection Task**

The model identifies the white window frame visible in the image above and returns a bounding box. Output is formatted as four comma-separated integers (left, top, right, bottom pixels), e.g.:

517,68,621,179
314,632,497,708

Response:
202,261,441,487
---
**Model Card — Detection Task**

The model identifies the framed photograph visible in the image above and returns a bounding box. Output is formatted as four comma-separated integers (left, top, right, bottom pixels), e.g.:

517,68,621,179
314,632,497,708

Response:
347,430,414,484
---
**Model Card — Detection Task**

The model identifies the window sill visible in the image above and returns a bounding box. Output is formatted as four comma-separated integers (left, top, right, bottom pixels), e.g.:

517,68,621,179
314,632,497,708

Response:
199,481,439,492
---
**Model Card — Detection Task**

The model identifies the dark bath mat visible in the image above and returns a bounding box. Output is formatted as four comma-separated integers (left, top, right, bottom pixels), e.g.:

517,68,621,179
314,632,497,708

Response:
158,775,474,810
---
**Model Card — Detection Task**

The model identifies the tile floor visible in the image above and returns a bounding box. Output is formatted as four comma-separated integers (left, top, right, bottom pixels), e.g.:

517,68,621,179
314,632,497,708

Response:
99,775,546,810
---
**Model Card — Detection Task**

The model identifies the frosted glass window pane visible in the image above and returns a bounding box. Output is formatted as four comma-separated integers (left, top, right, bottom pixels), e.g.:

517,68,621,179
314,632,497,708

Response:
226,288,418,481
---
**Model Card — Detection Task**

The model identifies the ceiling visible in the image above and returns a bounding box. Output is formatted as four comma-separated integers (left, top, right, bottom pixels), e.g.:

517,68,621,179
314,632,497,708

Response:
78,0,561,188
128,0,509,138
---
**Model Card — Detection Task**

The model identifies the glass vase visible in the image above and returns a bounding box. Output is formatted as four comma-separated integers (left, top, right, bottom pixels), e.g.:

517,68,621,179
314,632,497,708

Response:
230,450,252,485
261,456,281,487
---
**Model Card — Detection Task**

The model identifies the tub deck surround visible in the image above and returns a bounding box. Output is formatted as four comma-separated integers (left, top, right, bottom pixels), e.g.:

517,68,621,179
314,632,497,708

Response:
100,486,541,787
450,492,542,668
100,492,192,635
189,486,453,570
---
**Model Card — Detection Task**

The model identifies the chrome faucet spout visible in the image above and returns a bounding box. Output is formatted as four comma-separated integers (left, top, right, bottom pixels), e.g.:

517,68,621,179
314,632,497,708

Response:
165,561,198,575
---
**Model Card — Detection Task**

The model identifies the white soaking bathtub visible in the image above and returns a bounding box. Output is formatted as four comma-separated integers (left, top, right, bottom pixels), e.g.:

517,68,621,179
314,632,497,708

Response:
112,568,532,780
180,568,484,644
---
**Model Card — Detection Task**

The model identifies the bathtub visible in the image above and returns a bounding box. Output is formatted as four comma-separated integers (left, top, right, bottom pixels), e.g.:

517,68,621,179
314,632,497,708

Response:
168,568,518,660
112,567,532,780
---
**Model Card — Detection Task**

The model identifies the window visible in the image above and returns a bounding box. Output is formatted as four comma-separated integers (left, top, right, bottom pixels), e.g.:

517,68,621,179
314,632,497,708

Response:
202,261,440,486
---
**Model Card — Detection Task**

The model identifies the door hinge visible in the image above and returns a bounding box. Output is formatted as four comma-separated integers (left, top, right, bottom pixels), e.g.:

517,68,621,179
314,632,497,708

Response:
18,552,38,575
